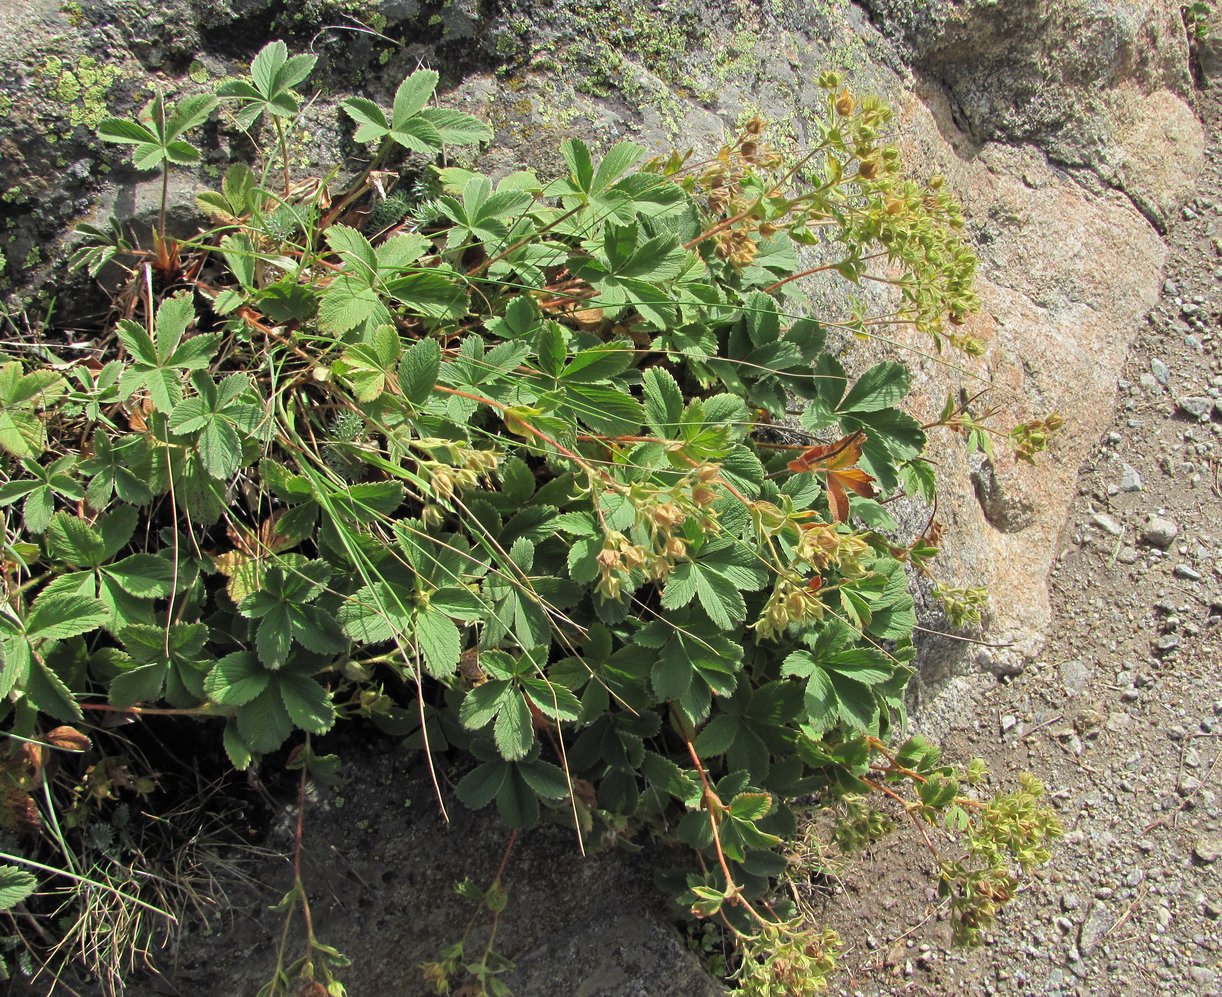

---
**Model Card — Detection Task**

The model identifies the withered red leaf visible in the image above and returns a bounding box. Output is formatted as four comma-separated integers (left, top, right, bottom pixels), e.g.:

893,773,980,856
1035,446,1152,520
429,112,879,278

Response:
787,431,877,522
45,726,92,753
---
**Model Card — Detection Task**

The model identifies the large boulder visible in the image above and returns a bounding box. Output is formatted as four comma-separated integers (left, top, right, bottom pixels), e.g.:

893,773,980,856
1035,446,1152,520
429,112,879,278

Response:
860,0,1199,227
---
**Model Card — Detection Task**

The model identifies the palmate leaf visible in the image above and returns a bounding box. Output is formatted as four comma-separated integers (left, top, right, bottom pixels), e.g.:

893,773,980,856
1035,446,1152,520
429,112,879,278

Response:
338,325,400,402
218,40,316,128
0,362,67,459
206,653,335,745
117,293,218,412
636,618,741,712
460,680,535,762
81,430,154,508
661,540,768,629
548,138,649,229
319,227,455,331
864,559,917,641
838,361,910,414
783,643,892,735
694,681,802,780
239,561,342,669
457,649,549,761
786,431,878,523
342,68,489,154
98,90,216,170
205,652,269,706
111,621,209,708
414,606,461,679
0,866,38,911
438,174,533,250
168,372,263,480
455,751,567,828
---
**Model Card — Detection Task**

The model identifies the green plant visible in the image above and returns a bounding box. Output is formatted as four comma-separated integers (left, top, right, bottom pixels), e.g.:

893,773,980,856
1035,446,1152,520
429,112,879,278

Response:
96,87,217,250
217,40,318,194
1183,1,1213,43
828,739,1061,949
3,48,1062,994
0,723,261,990
422,859,517,997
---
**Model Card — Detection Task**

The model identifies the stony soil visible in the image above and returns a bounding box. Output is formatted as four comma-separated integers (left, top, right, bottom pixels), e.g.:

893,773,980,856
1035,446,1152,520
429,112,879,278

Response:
816,88,1222,997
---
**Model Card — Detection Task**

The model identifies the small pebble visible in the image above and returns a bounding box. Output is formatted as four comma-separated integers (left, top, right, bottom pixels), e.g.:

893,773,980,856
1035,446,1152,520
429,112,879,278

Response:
1193,835,1222,864
1060,658,1092,696
1155,634,1180,654
1078,902,1112,957
1177,395,1213,420
1142,516,1179,549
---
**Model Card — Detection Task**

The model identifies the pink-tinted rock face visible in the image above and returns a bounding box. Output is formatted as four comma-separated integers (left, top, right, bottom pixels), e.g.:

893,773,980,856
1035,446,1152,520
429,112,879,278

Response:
883,87,1194,675
860,0,1199,228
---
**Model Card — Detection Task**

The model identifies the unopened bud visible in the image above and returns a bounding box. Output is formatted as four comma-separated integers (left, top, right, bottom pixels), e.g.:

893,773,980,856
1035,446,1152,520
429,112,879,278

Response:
753,501,787,532
620,544,646,570
835,90,854,117
597,545,621,570
651,502,686,529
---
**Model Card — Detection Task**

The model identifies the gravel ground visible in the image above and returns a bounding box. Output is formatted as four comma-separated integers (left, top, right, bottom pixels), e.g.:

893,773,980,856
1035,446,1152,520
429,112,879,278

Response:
818,89,1222,997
